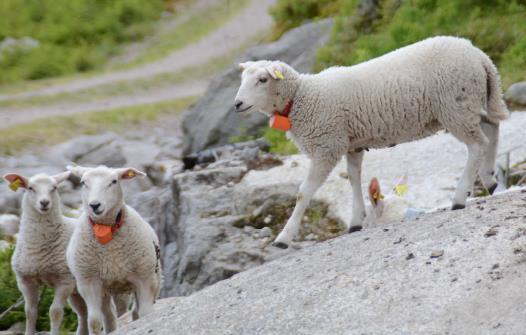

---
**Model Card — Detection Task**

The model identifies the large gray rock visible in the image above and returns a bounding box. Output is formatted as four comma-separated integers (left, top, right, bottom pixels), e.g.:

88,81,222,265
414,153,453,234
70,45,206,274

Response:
505,81,526,106
116,190,526,335
182,19,333,154
129,154,346,298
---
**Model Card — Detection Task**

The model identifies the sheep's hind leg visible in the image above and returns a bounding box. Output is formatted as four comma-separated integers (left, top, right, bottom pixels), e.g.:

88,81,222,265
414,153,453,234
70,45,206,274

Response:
101,293,117,333
17,276,39,335
49,282,75,335
451,126,488,210
273,158,337,249
69,292,88,335
479,118,499,194
345,151,366,233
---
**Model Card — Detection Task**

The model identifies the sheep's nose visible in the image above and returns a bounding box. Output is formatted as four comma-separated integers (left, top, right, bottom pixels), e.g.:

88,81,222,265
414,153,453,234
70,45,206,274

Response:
89,201,101,211
234,100,243,110
40,200,50,208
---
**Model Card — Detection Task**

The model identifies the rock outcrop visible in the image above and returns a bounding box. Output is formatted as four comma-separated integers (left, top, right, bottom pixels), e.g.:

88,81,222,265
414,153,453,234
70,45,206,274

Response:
181,19,333,154
506,81,526,107
115,189,526,335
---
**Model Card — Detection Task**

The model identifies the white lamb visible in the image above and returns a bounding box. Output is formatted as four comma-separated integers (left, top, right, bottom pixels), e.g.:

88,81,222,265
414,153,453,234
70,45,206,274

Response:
2,172,88,335
234,36,509,248
66,165,161,335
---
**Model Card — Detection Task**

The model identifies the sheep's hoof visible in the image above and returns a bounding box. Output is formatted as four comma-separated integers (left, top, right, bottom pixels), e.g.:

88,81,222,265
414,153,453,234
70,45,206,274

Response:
272,241,289,249
487,183,498,195
451,204,465,210
348,225,363,234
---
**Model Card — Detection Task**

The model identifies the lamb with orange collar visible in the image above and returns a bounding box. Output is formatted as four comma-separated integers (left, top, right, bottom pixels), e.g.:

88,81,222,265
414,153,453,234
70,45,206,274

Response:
234,36,508,249
66,165,161,335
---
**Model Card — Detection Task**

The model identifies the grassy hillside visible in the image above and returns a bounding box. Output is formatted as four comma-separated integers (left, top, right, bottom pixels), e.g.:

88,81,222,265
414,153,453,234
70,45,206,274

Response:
271,0,526,88
0,0,171,84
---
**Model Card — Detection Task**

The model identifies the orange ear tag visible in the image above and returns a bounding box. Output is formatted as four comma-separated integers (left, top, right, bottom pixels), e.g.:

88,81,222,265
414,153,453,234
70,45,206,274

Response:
269,114,291,131
92,224,113,245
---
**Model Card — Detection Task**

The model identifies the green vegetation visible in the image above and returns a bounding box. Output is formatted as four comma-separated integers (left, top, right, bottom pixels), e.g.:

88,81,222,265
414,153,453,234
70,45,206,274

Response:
0,0,175,84
0,246,78,332
271,0,526,87
0,97,196,156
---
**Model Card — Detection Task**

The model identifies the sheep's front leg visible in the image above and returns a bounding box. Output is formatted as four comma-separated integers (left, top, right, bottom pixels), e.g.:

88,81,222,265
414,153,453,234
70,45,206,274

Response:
129,275,156,318
77,280,104,335
49,282,75,335
273,158,337,249
346,151,366,232
17,276,39,335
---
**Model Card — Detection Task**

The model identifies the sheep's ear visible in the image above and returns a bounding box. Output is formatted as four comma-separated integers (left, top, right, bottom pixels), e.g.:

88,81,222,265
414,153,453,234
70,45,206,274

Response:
53,171,71,184
66,165,89,178
368,178,383,207
265,62,285,80
118,168,146,180
3,173,28,192
393,175,408,197
239,62,255,71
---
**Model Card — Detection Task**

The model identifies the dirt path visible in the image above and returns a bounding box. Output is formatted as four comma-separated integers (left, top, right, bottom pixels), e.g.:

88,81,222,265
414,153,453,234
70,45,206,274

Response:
0,0,276,128
1,0,275,100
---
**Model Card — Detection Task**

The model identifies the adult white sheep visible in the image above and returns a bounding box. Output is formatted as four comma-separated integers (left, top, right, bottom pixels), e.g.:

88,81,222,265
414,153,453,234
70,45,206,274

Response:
2,172,88,335
66,165,161,335
234,36,508,249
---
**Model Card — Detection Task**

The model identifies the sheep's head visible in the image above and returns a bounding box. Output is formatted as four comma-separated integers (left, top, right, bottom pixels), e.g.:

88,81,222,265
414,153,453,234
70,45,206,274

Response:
234,60,299,117
3,172,70,214
67,165,145,221
368,177,385,217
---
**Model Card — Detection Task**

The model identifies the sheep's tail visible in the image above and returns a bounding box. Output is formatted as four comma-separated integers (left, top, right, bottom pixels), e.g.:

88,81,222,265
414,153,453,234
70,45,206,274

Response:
482,55,509,124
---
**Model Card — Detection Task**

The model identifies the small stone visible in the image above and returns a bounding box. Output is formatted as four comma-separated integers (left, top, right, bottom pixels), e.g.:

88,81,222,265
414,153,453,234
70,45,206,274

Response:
259,227,272,238
406,253,415,260
263,215,272,224
290,161,299,168
430,250,444,258
339,171,349,179
303,215,309,222
484,226,498,237
305,233,316,241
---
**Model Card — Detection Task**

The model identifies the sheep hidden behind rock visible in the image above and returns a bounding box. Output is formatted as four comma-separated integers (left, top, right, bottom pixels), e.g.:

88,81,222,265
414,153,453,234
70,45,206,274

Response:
234,36,509,248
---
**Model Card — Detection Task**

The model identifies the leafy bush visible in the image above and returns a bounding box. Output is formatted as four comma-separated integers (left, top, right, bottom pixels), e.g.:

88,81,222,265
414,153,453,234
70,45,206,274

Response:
0,246,77,332
0,0,169,84
271,0,526,87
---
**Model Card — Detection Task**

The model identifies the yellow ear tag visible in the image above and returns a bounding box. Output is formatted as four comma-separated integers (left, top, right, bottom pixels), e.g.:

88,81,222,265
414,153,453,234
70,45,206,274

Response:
127,171,135,178
394,184,408,197
9,179,22,191
274,70,285,80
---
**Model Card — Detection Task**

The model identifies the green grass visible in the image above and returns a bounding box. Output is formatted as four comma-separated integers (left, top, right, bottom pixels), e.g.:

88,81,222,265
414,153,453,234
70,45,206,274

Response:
0,97,196,156
114,0,250,68
271,0,526,88
0,0,174,84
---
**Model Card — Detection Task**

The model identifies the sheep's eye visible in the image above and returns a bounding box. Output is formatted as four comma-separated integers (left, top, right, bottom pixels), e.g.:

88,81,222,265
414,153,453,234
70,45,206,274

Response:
80,181,86,187
52,186,57,192
259,77,268,83
28,187,34,192
109,180,117,187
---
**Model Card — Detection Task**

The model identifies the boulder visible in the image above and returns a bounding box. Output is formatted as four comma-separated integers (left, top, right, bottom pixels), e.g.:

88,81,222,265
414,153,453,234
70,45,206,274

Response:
505,81,526,106
115,190,526,335
181,19,334,154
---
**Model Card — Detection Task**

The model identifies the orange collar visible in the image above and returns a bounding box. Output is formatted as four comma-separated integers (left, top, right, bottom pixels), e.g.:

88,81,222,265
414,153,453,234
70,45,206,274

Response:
269,100,293,131
89,210,124,245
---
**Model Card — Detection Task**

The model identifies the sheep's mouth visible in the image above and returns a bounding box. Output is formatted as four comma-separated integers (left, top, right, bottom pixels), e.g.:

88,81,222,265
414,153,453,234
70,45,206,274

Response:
91,208,104,216
39,206,49,212
236,105,253,113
